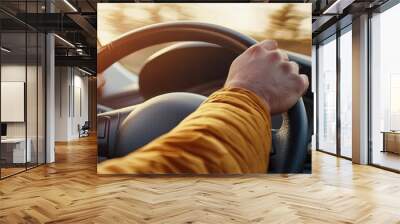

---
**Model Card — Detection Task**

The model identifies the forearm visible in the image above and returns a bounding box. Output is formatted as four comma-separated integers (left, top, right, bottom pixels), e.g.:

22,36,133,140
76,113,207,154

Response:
98,87,271,174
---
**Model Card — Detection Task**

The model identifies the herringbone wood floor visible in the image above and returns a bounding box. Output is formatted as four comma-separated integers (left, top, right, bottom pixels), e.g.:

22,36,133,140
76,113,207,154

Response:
0,136,399,224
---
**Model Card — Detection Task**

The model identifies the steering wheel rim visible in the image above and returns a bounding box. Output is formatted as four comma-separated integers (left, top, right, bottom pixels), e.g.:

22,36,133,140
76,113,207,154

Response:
98,21,309,173
98,22,255,74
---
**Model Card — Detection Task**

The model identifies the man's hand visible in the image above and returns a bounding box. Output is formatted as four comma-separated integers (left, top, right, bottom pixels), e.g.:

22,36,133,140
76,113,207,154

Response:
224,40,309,115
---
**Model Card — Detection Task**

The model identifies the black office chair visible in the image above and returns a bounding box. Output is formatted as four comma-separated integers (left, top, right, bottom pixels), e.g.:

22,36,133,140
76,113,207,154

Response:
79,121,90,138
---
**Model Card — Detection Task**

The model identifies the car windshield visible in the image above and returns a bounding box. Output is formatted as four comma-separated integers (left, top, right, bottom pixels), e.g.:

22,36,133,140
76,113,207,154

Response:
98,3,312,75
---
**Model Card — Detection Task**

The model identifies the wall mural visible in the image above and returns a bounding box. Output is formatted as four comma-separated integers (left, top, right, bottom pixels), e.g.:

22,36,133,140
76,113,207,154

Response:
97,3,312,175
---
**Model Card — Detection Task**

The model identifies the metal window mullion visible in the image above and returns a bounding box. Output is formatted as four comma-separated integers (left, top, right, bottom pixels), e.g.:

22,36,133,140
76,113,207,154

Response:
44,32,47,164
367,11,373,165
59,67,62,117
0,25,2,179
68,68,71,118
36,0,39,167
73,68,75,118
25,0,28,171
336,28,341,157
316,44,320,151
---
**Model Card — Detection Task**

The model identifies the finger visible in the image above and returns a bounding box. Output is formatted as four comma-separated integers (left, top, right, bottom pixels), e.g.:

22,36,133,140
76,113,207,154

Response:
280,50,289,61
299,74,309,94
280,61,299,74
258,40,278,51
289,61,299,74
267,50,283,63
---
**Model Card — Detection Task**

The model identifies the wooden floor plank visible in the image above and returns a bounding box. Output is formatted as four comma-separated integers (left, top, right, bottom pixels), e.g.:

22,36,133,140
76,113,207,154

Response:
0,136,399,223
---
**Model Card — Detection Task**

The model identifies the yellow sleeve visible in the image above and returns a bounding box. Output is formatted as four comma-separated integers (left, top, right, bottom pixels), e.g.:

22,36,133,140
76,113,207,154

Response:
97,87,271,174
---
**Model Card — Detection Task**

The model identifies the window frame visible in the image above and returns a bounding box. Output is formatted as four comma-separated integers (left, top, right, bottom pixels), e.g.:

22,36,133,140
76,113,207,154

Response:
315,23,353,160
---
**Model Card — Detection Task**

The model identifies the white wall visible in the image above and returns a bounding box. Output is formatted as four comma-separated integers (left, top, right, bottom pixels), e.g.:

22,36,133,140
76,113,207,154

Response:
1,65,26,142
70,73,89,138
1,65,37,137
54,67,89,141
55,67,69,141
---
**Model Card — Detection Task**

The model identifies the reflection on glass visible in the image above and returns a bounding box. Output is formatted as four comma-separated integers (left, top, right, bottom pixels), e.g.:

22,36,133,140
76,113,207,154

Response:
371,3,400,171
340,29,352,158
318,37,337,154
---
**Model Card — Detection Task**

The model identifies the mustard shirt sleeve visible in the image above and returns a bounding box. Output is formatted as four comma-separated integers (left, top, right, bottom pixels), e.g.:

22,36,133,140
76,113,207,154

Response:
97,87,272,174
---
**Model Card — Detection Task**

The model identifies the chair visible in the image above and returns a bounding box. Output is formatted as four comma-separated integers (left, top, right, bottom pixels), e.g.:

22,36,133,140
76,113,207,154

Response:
78,121,90,138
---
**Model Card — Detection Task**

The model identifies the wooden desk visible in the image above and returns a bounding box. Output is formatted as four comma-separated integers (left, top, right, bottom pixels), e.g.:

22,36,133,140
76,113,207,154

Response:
1,138,32,163
382,131,400,154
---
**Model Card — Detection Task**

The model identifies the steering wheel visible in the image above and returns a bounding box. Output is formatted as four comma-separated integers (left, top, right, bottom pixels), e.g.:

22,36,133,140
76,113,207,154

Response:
98,22,309,173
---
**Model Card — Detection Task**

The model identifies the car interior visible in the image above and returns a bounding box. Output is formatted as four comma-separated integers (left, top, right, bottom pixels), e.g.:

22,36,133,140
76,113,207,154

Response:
97,21,313,173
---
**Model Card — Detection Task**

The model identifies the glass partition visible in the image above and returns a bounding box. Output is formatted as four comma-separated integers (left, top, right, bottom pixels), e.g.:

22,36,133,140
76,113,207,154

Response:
1,31,28,178
0,1,46,179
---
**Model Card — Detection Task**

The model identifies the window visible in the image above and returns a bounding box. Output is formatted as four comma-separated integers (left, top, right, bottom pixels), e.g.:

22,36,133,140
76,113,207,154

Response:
339,28,352,158
311,45,317,150
370,3,400,171
317,36,337,154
